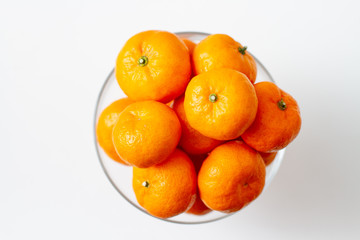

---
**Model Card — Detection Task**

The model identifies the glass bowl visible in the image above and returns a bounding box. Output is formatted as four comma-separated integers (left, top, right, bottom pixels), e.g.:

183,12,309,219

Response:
94,31,285,224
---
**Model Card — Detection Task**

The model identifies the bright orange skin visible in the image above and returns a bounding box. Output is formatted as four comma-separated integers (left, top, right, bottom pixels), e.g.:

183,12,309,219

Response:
133,149,197,219
193,34,257,83
186,190,212,215
181,38,196,77
112,101,181,168
259,152,277,166
242,82,302,152
184,68,258,141
96,98,134,165
173,96,223,155
186,154,212,215
182,38,196,54
115,30,191,103
198,141,266,213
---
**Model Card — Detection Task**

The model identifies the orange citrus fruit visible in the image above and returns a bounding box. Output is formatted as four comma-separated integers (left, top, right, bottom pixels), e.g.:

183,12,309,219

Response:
184,68,258,140
182,38,196,54
115,30,191,103
193,34,257,83
96,98,134,165
112,100,181,168
181,38,196,77
259,152,277,166
173,95,223,155
198,141,266,213
133,149,197,218
242,81,302,152
186,154,212,215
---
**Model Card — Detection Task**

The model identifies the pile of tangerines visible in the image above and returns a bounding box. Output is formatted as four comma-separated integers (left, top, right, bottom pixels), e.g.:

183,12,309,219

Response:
96,30,301,219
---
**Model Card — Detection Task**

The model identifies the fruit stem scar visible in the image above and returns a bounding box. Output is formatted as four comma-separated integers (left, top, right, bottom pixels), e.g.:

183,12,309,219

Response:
138,56,149,67
142,181,150,188
277,98,287,110
238,46,248,55
209,93,218,103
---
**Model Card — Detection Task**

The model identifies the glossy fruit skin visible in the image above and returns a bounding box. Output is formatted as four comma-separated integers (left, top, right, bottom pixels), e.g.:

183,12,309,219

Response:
198,141,266,213
181,38,196,77
186,191,212,215
259,151,277,166
112,101,181,168
184,68,258,141
193,34,257,83
115,30,191,103
173,95,223,155
186,154,212,215
182,38,196,54
241,81,302,152
96,98,134,165
133,149,197,219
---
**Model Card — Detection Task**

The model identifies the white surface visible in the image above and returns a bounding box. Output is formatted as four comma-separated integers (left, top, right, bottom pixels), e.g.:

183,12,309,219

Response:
1,0,359,239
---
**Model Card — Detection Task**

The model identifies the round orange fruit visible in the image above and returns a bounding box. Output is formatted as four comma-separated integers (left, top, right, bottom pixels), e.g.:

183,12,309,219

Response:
198,141,266,213
259,151,277,166
241,81,302,152
181,38,196,77
186,154,212,215
182,38,196,54
112,100,181,168
133,149,197,219
173,95,223,155
96,98,134,165
184,68,258,140
193,34,257,83
115,30,191,103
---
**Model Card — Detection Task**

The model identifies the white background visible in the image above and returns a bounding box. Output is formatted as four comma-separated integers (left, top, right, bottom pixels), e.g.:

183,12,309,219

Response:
1,0,360,239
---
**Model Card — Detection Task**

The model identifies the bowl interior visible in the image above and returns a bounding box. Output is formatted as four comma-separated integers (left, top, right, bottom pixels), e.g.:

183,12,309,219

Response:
94,31,285,224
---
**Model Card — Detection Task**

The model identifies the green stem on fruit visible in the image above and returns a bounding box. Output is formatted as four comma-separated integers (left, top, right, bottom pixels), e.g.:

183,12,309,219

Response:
138,56,149,67
238,46,248,55
209,93,218,103
142,181,150,188
277,99,287,110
